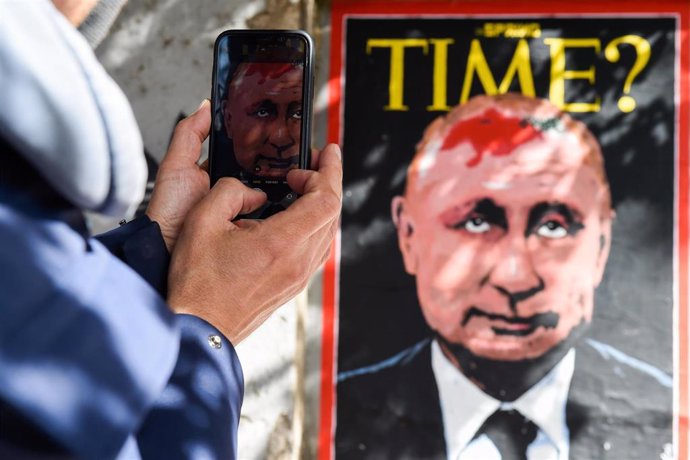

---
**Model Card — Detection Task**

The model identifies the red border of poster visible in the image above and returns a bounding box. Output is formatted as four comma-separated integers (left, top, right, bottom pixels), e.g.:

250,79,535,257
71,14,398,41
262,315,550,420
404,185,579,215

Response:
321,1,690,459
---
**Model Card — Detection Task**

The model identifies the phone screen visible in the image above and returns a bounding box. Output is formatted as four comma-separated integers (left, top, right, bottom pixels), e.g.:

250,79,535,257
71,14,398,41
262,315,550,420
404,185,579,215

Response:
209,30,313,217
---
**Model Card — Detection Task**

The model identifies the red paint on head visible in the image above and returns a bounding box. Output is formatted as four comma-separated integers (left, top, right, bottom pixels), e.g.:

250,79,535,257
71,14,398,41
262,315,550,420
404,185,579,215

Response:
440,108,543,168
242,62,298,85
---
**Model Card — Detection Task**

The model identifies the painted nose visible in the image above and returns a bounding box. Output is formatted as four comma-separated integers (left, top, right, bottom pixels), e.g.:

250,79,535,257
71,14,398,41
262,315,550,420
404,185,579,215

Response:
487,238,544,313
268,120,295,156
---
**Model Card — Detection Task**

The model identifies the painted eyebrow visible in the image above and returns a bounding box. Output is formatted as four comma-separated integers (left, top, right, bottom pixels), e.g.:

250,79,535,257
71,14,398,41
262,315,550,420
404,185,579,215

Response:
248,99,277,114
287,101,302,115
448,198,507,230
525,202,584,237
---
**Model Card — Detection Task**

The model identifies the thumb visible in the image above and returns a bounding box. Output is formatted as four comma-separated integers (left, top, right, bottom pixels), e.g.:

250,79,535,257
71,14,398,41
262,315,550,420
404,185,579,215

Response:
288,143,342,195
194,177,267,224
164,99,212,166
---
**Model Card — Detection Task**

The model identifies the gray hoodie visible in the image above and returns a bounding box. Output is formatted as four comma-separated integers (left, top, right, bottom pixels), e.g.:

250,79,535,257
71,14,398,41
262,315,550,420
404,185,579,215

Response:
0,0,146,217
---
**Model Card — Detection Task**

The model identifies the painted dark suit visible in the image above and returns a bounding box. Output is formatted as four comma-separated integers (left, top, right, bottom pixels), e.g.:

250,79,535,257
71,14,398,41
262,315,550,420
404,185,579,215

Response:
335,338,672,460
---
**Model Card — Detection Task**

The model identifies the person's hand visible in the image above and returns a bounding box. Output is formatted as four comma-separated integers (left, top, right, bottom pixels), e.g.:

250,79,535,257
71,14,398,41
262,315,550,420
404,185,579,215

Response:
146,100,212,252
167,144,342,344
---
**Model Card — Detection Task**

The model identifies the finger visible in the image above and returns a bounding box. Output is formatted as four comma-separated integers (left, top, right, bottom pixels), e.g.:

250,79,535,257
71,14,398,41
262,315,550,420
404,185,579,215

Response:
165,99,211,166
267,192,340,248
263,144,341,242
234,219,262,230
310,147,320,170
193,177,267,224
271,145,341,238
317,143,342,179
287,144,342,196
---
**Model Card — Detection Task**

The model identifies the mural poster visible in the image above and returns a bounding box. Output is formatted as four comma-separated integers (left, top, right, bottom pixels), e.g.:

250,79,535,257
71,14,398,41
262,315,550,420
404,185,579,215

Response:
319,1,690,459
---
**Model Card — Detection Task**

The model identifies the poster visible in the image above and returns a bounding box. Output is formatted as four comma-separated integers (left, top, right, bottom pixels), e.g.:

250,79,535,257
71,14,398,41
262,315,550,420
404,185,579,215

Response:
320,1,690,459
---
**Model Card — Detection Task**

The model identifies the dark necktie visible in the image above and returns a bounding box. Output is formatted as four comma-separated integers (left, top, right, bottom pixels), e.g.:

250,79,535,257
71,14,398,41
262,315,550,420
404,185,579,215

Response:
472,409,538,460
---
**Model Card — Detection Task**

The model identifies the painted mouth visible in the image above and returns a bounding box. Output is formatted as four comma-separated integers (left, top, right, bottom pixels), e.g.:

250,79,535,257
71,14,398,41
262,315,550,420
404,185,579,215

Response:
268,160,298,170
257,155,299,170
462,307,559,337
492,324,539,337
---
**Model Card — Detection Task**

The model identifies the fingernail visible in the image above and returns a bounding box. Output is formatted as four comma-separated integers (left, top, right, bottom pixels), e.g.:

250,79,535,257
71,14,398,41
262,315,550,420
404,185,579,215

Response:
332,144,342,161
195,99,210,112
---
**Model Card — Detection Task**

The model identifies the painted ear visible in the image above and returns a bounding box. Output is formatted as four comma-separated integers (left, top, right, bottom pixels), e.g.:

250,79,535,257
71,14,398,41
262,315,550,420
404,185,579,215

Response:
593,210,614,286
391,195,418,275
222,99,232,139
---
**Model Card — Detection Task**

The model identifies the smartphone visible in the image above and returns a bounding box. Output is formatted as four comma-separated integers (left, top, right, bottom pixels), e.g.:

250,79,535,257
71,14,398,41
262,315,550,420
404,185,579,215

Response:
209,29,314,219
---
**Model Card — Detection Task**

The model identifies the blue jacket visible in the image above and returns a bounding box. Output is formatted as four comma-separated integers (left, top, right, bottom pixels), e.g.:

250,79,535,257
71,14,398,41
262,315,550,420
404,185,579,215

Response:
0,148,244,459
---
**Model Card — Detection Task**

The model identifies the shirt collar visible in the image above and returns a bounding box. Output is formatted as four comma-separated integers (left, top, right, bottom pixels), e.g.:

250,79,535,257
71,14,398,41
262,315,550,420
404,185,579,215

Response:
431,339,575,459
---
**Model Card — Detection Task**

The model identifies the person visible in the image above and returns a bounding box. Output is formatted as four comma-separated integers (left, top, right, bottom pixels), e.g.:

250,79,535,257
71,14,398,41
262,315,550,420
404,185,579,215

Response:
222,60,303,178
0,1,342,459
335,94,672,460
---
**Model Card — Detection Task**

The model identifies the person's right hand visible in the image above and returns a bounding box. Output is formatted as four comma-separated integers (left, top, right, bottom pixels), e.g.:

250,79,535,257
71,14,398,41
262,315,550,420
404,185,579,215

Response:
166,144,342,344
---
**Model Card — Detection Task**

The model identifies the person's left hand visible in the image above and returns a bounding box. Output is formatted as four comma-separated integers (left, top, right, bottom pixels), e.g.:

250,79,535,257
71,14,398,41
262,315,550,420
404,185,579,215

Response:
146,100,212,251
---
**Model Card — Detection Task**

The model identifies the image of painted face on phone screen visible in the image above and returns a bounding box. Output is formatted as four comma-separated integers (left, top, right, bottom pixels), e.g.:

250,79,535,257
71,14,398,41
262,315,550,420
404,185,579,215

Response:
222,62,303,178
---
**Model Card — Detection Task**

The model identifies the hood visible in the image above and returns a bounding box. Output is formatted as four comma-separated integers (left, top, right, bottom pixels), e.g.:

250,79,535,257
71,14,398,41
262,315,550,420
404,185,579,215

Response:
0,0,146,217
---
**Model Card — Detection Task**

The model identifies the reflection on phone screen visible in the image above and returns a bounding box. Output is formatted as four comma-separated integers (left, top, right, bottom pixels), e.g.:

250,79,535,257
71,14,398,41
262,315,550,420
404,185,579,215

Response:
211,33,307,202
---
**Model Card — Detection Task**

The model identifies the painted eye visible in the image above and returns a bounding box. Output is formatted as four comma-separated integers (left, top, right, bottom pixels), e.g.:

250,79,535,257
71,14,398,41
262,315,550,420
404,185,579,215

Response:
464,216,491,233
537,220,568,239
290,109,302,120
255,109,271,118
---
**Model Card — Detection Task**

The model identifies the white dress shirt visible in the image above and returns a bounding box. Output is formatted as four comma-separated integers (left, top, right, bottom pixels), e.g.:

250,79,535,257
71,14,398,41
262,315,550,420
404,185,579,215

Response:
431,340,575,460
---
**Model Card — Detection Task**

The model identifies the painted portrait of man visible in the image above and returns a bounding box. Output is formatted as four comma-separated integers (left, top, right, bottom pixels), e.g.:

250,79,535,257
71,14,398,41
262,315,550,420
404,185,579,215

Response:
221,61,303,179
325,9,684,460
335,94,673,459
209,38,306,189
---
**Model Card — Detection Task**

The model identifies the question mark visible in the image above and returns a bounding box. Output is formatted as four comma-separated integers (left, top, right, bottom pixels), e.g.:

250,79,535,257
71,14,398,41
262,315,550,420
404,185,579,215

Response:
604,35,651,113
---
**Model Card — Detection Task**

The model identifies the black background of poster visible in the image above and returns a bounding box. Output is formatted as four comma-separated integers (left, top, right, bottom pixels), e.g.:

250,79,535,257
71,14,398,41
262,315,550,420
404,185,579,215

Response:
337,17,676,376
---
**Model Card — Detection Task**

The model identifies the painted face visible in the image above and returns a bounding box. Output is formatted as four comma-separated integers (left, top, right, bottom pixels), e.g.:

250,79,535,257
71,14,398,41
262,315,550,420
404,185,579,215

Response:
223,63,303,178
393,109,612,362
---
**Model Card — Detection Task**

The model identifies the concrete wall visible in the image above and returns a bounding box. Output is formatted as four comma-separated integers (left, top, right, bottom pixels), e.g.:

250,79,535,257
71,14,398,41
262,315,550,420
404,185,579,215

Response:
96,1,327,458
